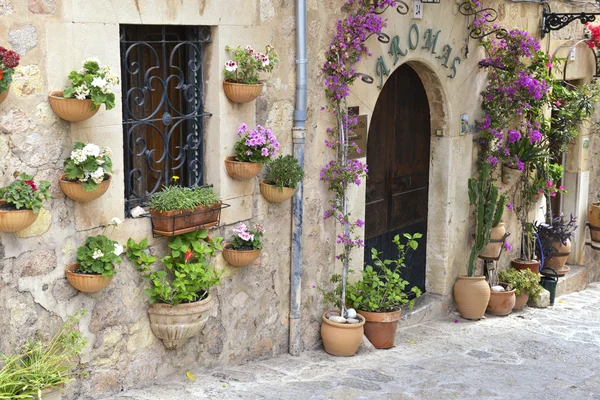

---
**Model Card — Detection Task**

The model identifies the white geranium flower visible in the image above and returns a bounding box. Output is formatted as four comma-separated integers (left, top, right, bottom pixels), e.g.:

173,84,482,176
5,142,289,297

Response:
111,217,123,226
225,60,238,72
92,249,104,259
113,243,124,257
261,55,270,67
70,149,87,165
91,76,108,88
82,143,101,158
90,167,104,184
96,157,105,165
100,146,112,158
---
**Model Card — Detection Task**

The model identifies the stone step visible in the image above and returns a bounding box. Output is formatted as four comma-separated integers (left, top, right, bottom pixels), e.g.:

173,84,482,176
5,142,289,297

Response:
555,264,589,298
397,292,444,330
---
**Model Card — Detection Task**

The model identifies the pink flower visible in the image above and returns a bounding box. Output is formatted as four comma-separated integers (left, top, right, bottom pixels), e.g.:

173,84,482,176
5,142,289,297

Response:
559,185,564,191
551,192,556,197
546,180,553,188
538,189,543,194
506,204,514,211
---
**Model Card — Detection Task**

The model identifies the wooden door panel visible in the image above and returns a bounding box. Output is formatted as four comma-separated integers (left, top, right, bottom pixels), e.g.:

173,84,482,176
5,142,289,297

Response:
390,187,428,231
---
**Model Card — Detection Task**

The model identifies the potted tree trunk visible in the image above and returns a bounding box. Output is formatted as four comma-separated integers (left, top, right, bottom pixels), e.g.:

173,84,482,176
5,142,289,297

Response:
0,173,51,233
225,124,279,180
455,163,505,320
222,223,264,267
260,155,304,203
498,268,543,310
60,142,113,203
126,230,223,350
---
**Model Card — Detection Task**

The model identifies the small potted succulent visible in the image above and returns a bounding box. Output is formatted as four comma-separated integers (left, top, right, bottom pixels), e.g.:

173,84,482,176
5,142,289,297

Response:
498,268,542,310
222,223,264,267
60,142,113,203
148,184,222,236
65,218,123,292
225,123,279,180
49,58,119,121
534,213,578,276
223,44,279,103
0,172,51,233
260,155,304,203
0,46,20,105
126,230,223,349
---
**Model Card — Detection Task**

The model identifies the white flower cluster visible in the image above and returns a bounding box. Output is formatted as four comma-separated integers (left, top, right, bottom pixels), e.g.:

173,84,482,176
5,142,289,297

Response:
92,249,104,260
74,82,91,100
74,58,119,99
70,143,112,184
113,243,123,257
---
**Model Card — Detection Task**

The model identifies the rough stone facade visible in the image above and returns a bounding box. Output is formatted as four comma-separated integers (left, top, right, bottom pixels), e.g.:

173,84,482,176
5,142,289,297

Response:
0,1,599,398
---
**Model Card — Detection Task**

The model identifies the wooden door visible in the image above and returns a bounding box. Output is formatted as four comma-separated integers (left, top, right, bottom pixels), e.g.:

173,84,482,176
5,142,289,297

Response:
364,63,430,293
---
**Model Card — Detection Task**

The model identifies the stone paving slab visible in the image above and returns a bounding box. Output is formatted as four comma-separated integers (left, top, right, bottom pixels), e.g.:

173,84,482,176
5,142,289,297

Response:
100,284,600,400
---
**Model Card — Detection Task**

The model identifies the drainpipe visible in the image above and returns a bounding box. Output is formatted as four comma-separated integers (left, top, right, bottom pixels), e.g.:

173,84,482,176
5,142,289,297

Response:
289,0,307,357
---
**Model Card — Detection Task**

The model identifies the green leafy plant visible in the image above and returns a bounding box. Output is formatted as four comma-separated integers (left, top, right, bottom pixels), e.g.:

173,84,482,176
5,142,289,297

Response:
223,44,279,84
62,58,119,110
63,142,113,191
321,233,422,312
126,230,224,305
76,218,123,278
0,47,20,94
498,268,542,299
264,155,304,190
0,310,87,399
0,172,51,213
229,223,264,250
148,185,220,212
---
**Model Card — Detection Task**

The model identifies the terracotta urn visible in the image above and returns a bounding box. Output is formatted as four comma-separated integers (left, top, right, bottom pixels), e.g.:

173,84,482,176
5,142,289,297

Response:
222,244,261,267
453,275,490,320
59,173,111,203
320,310,365,357
513,293,529,311
501,164,521,186
222,81,264,103
48,90,99,122
357,309,402,349
588,203,600,241
486,285,516,316
544,239,571,275
478,222,506,259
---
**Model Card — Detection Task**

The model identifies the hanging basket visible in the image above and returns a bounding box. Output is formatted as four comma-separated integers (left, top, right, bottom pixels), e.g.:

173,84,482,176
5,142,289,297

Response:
0,200,38,232
0,87,10,105
222,244,261,267
65,263,113,293
222,82,263,103
59,174,111,203
259,181,296,203
224,156,263,180
48,91,100,122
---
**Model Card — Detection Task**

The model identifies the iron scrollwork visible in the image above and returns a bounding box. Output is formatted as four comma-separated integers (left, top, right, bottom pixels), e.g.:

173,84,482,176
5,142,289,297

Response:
458,1,508,40
541,4,600,39
373,0,409,16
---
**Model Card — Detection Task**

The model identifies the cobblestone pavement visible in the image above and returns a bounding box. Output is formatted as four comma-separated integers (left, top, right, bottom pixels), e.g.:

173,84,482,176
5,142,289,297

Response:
101,283,600,400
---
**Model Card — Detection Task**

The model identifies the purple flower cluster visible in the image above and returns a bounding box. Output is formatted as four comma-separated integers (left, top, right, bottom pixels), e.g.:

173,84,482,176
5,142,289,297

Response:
233,124,280,163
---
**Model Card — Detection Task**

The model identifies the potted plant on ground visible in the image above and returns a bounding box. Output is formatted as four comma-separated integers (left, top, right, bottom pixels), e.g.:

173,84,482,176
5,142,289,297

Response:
148,184,222,236
60,142,113,203
65,218,123,292
455,163,505,320
223,44,278,103
0,172,51,233
225,123,280,180
126,230,223,349
49,58,119,121
346,233,422,349
498,268,542,310
534,213,578,276
222,223,264,267
260,155,304,203
0,46,20,105
589,192,600,241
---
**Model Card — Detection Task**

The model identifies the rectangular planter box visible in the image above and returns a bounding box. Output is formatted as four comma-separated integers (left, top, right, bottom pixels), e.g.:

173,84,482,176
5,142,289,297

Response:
149,202,223,236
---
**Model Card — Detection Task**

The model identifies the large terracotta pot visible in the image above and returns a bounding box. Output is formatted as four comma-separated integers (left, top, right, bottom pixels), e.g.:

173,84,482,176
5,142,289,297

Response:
544,239,571,273
222,244,261,267
222,81,264,103
357,309,402,349
149,202,222,236
0,88,9,105
147,294,214,350
486,286,516,316
513,293,529,310
320,310,365,357
59,173,111,203
259,181,296,203
453,275,490,320
512,259,540,274
501,164,521,186
224,156,263,180
65,263,113,293
478,222,506,259
589,203,600,241
48,91,100,122
0,200,38,232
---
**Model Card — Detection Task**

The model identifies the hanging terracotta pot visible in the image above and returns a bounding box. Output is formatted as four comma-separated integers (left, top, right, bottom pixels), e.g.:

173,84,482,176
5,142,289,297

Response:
222,244,261,267
0,200,38,233
0,87,10,105
147,294,214,350
320,310,365,356
48,91,100,122
259,181,296,203
501,164,521,186
588,203,600,241
357,309,402,349
224,156,263,180
222,81,263,103
453,275,490,320
486,285,516,316
59,174,111,203
511,259,540,274
478,222,506,259
149,202,222,237
65,263,113,293
513,293,529,310
544,239,571,275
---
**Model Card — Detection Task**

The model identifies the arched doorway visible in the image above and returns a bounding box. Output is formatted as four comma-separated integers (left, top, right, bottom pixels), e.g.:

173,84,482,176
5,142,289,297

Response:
364,63,431,292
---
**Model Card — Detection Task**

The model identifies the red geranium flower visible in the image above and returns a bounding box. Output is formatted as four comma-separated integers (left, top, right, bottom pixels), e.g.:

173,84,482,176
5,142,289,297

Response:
25,180,37,191
205,236,211,242
0,69,3,81
2,50,20,69
184,250,194,262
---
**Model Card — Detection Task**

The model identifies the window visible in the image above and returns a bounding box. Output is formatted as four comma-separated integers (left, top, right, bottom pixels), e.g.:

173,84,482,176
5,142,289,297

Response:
119,25,211,214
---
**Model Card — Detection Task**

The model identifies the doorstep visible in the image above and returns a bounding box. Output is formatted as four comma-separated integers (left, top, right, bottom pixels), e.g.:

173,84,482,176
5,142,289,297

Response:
555,264,589,298
397,292,445,330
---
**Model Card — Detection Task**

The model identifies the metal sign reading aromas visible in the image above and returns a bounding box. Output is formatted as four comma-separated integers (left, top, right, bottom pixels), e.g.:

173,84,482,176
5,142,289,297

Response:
348,106,368,159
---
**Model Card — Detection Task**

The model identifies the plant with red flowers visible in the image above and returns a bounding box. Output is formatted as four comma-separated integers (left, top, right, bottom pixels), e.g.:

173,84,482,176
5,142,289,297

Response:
586,23,600,49
0,172,51,213
0,46,20,94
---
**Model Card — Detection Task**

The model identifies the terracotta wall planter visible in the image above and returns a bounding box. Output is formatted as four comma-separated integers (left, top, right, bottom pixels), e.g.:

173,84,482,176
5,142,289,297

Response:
486,287,516,316
357,309,402,349
512,259,540,274
222,81,263,103
147,294,214,350
0,88,9,105
59,174,111,203
478,222,506,259
320,310,365,356
544,239,571,275
259,181,296,203
453,275,490,320
0,200,38,232
150,202,222,236
588,203,600,241
65,263,113,293
224,156,263,180
222,244,261,267
48,91,99,122
501,164,521,186
514,293,529,310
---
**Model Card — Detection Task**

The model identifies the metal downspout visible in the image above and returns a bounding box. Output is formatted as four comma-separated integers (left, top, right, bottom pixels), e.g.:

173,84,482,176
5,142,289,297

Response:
290,0,307,357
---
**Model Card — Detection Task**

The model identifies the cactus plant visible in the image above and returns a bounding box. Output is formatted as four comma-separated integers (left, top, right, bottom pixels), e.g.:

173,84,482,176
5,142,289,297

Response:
467,163,506,276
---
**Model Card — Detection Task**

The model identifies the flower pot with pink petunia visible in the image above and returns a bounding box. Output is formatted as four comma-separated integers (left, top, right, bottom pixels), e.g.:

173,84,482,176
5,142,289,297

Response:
222,223,264,267
225,123,279,180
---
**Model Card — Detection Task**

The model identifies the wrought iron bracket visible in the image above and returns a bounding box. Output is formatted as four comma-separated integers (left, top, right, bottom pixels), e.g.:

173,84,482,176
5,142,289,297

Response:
541,5,600,39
